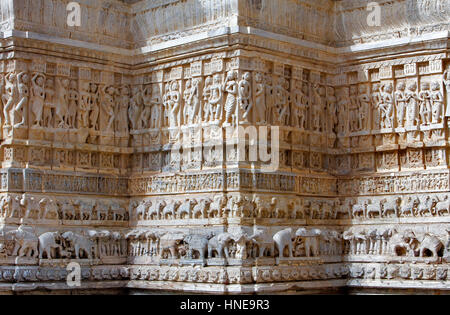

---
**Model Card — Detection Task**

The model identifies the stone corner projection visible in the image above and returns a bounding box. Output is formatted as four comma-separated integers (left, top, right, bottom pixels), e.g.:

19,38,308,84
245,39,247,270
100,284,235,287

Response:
0,0,449,294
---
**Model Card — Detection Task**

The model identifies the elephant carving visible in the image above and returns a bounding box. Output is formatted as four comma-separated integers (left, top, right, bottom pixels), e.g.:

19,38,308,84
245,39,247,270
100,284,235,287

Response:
416,234,443,258
62,231,96,259
159,233,185,259
183,234,212,260
38,232,67,259
273,228,294,258
295,228,322,257
7,226,38,258
208,233,234,259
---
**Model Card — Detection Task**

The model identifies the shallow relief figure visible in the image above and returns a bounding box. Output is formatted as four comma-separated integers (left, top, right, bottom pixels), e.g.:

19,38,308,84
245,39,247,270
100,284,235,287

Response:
326,87,337,134
357,85,371,132
337,87,349,134
55,77,70,128
79,81,92,129
430,81,443,124
163,81,181,128
89,83,100,131
2,73,17,128
395,82,407,128
253,72,266,124
67,80,79,129
183,78,201,125
223,71,238,126
418,82,432,125
43,78,55,128
371,83,382,130
116,85,130,134
349,85,359,132
238,72,253,123
311,84,325,132
100,85,116,133
12,72,29,129
128,85,143,130
379,83,394,129
406,82,419,127
444,69,450,116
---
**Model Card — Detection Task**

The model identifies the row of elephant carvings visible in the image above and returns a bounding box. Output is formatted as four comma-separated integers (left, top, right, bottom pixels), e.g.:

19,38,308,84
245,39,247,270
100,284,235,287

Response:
3,225,448,263
0,227,127,260
127,227,450,263
131,194,450,221
0,195,128,221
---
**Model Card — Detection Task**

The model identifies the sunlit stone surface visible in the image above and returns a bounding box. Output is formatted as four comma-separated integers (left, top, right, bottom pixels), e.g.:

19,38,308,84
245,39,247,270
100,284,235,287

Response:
0,0,449,294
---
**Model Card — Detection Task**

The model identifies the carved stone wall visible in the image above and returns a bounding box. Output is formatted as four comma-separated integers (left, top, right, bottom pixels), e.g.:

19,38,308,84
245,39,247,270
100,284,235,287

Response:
0,0,449,294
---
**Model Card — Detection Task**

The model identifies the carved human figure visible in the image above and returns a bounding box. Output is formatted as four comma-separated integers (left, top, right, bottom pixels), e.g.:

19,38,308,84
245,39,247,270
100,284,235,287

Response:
14,72,29,128
2,73,17,127
141,85,152,129
168,81,181,128
337,87,349,134
291,80,305,129
444,70,450,116
349,85,359,132
223,71,238,126
395,81,407,128
238,72,253,123
312,84,325,132
128,86,143,130
371,83,382,129
116,85,130,133
208,74,223,122
430,81,443,124
326,87,337,133
55,77,69,128
43,78,55,128
357,85,371,131
380,83,394,129
203,76,212,122
183,78,200,125
89,83,100,130
149,85,162,129
101,85,116,133
265,75,274,124
405,81,419,127
418,82,432,125
254,72,266,124
67,80,79,129
79,81,91,129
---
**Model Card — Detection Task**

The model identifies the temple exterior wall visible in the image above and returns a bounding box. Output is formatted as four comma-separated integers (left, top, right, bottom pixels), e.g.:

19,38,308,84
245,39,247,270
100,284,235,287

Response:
0,0,448,294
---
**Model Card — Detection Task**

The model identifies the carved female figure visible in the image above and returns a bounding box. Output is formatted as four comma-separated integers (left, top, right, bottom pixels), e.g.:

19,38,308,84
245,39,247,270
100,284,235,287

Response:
79,81,91,129
395,82,407,128
291,80,305,128
380,83,394,129
14,72,29,128
30,73,46,127
238,72,252,123
430,81,443,124
203,76,212,122
163,83,172,127
223,71,238,126
116,85,130,133
168,81,180,128
405,82,419,127
141,85,152,129
43,78,55,128
89,83,100,130
55,77,69,128
254,72,266,124
150,86,162,129
208,74,223,122
101,85,116,133
371,83,382,129
418,82,432,125
337,87,349,134
128,86,143,130
67,80,79,129
326,87,337,133
357,85,371,131
349,85,359,132
2,73,17,127
183,78,200,125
